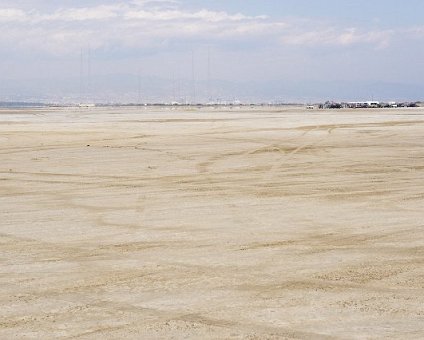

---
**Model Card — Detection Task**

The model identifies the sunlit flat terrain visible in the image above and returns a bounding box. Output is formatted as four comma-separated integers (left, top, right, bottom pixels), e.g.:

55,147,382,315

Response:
1,106,424,339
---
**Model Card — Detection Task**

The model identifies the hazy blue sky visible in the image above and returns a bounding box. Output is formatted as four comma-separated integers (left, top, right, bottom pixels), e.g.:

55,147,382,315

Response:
1,0,423,102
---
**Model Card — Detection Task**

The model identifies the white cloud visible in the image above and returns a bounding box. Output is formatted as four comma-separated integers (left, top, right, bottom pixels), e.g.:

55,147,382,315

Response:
0,8,28,22
124,9,266,22
280,27,394,49
405,26,424,38
0,2,421,55
45,6,120,21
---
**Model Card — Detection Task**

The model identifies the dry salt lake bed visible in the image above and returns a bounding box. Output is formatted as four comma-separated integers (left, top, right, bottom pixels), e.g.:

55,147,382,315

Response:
1,106,424,339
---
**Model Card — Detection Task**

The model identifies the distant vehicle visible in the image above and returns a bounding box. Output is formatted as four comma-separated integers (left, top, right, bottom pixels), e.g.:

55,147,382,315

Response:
324,102,342,109
306,105,314,110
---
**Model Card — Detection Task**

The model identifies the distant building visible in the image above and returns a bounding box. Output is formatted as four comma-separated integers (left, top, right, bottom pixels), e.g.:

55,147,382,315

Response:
316,100,420,109
347,101,380,108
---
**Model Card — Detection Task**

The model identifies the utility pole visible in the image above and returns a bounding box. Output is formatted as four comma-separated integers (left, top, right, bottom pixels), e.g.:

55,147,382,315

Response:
79,48,83,103
138,69,141,104
191,50,196,104
207,46,211,102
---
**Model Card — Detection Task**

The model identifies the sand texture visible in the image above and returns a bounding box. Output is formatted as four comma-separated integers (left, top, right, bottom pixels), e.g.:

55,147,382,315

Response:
1,107,424,339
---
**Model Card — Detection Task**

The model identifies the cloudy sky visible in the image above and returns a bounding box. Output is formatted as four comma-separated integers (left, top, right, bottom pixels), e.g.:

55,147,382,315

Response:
1,0,423,103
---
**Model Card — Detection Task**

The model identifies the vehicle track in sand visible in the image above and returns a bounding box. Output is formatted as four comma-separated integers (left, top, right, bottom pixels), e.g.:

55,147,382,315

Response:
2,107,424,339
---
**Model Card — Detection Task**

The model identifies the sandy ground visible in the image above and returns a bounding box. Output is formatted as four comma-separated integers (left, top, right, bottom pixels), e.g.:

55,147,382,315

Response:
1,106,424,339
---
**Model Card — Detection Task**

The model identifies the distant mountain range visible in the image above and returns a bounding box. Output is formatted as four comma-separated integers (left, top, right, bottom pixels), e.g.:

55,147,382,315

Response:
1,74,423,104
0,102,46,108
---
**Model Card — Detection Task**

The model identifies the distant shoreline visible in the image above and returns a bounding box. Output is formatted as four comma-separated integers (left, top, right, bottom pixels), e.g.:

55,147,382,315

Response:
0,101,423,109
